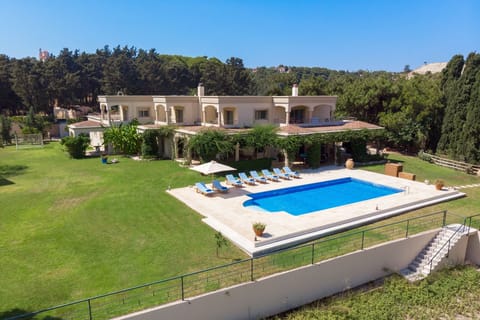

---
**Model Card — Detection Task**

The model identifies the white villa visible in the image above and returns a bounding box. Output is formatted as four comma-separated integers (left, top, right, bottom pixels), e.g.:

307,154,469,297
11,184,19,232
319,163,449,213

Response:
68,84,382,163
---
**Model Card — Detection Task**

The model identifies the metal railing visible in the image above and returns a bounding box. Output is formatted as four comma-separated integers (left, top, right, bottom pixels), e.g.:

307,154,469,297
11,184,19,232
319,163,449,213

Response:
6,210,477,320
428,222,468,273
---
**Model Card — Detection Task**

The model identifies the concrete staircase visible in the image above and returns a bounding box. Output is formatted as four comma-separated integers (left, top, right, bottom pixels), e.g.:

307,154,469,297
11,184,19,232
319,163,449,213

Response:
400,224,468,281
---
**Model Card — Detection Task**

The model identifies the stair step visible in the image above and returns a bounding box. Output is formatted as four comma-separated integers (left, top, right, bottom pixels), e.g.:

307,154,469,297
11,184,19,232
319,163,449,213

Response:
401,224,466,282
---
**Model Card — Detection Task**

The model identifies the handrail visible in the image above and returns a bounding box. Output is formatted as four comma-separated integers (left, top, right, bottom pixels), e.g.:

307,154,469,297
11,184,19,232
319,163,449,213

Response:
428,223,467,273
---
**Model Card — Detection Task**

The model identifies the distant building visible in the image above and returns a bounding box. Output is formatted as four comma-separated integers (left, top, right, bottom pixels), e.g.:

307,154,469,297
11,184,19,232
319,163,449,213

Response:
407,62,447,79
39,48,50,62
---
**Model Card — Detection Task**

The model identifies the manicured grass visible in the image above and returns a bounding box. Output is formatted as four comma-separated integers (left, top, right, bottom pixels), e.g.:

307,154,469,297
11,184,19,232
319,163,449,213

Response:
0,143,246,315
269,266,480,319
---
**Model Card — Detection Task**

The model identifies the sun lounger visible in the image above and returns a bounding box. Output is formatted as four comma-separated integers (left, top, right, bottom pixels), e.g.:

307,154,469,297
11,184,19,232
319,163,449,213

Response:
195,182,215,195
283,166,300,178
225,174,243,187
261,169,280,181
273,167,291,180
212,179,228,193
249,170,268,183
239,172,256,185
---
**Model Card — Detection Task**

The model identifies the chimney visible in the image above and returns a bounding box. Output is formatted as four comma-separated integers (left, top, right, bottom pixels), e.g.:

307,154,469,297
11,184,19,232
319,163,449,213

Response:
197,83,205,97
292,84,298,96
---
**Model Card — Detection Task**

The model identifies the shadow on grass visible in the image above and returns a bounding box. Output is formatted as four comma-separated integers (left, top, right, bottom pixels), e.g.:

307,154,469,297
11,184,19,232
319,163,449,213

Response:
0,177,14,186
0,164,28,176
0,165,28,187
0,308,65,320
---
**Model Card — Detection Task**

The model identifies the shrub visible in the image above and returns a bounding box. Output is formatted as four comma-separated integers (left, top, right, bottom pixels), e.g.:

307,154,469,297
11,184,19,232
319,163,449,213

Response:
61,134,90,159
418,150,432,162
141,130,159,159
306,144,322,168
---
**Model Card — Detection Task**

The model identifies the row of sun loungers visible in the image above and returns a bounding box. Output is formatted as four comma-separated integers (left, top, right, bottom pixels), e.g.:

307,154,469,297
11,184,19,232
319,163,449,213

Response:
195,167,300,196
226,167,300,187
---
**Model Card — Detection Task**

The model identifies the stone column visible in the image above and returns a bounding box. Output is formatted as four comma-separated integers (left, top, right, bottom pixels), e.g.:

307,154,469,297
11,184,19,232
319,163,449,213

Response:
235,143,240,161
306,109,313,123
285,111,290,125
107,104,111,124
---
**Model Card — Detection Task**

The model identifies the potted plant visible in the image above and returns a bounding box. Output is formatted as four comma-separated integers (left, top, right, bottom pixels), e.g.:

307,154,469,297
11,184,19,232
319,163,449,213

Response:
434,179,445,190
252,222,266,237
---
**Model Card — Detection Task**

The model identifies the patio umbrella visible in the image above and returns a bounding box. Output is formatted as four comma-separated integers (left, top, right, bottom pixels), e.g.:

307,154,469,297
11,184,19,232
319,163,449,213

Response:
190,160,236,180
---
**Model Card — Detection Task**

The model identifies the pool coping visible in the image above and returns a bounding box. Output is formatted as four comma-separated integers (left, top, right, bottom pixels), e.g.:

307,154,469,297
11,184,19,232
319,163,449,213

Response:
168,167,465,256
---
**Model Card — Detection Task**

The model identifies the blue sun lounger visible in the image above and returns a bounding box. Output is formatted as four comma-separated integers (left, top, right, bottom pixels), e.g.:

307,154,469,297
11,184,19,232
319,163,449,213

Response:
225,174,243,187
212,179,228,193
273,167,290,180
239,172,256,185
283,166,300,178
195,182,215,195
249,170,267,183
261,169,280,181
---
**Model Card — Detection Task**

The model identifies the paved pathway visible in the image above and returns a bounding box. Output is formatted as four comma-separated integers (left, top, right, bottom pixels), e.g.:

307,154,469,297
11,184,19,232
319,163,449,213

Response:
453,183,480,190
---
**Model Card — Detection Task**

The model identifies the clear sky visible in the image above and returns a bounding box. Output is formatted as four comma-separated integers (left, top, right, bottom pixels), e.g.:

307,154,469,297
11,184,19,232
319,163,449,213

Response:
0,0,478,72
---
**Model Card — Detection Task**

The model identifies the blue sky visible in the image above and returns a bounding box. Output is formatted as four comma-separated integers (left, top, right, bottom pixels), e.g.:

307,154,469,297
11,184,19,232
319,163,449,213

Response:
0,0,478,71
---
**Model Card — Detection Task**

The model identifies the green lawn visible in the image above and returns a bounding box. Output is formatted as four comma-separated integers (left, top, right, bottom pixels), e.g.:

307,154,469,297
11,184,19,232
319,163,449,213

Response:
1,145,479,317
270,266,480,319
0,143,246,315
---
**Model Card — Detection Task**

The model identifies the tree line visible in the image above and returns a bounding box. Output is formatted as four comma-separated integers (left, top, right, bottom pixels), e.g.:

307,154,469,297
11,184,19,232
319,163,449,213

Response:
0,46,479,164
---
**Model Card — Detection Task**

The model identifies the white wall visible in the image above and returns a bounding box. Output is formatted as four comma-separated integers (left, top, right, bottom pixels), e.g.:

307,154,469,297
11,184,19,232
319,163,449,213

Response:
466,231,480,265
115,230,454,320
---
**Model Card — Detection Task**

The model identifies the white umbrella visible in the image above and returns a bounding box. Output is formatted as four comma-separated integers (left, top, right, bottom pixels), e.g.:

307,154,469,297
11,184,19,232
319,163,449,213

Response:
190,160,236,179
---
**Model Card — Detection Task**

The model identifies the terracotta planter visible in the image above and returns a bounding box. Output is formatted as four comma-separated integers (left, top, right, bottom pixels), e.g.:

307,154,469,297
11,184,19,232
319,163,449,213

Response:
253,228,264,237
435,183,444,190
345,158,355,169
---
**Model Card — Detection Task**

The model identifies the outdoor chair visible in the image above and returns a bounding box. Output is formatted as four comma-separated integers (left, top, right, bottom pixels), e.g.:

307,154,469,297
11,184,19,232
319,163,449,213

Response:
195,182,215,195
212,180,229,193
273,168,291,180
249,170,268,183
225,174,243,187
283,166,300,178
261,169,280,181
239,172,256,185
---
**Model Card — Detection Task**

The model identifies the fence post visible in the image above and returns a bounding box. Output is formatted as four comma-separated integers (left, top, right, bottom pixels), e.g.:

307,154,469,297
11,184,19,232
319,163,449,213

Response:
405,219,410,238
88,299,92,320
361,231,365,250
311,243,315,265
250,258,254,282
181,276,185,301
442,210,447,227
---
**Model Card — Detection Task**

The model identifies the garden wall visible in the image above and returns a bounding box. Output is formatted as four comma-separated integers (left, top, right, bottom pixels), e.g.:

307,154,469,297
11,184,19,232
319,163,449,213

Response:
115,230,446,320
115,229,479,320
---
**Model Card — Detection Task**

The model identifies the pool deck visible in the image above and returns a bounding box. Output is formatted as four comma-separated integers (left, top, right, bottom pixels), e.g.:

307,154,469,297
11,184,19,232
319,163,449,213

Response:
168,167,465,256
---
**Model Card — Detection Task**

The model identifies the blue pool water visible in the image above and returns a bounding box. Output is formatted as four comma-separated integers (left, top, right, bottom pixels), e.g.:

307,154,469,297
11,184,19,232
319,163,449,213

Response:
243,177,403,216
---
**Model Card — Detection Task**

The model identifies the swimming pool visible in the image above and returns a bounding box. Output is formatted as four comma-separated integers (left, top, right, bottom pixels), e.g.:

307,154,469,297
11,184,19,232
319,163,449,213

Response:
243,177,403,216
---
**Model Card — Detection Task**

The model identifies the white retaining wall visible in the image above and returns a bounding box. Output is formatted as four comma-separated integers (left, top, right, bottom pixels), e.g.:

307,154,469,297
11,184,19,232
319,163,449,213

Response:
115,229,479,320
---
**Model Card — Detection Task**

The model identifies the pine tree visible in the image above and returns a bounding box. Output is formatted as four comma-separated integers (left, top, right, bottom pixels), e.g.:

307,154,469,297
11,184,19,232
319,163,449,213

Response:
437,55,464,157
461,54,480,163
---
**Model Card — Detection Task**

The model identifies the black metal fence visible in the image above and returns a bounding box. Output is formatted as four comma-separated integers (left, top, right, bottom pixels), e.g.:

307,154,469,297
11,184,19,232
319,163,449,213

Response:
7,210,479,320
